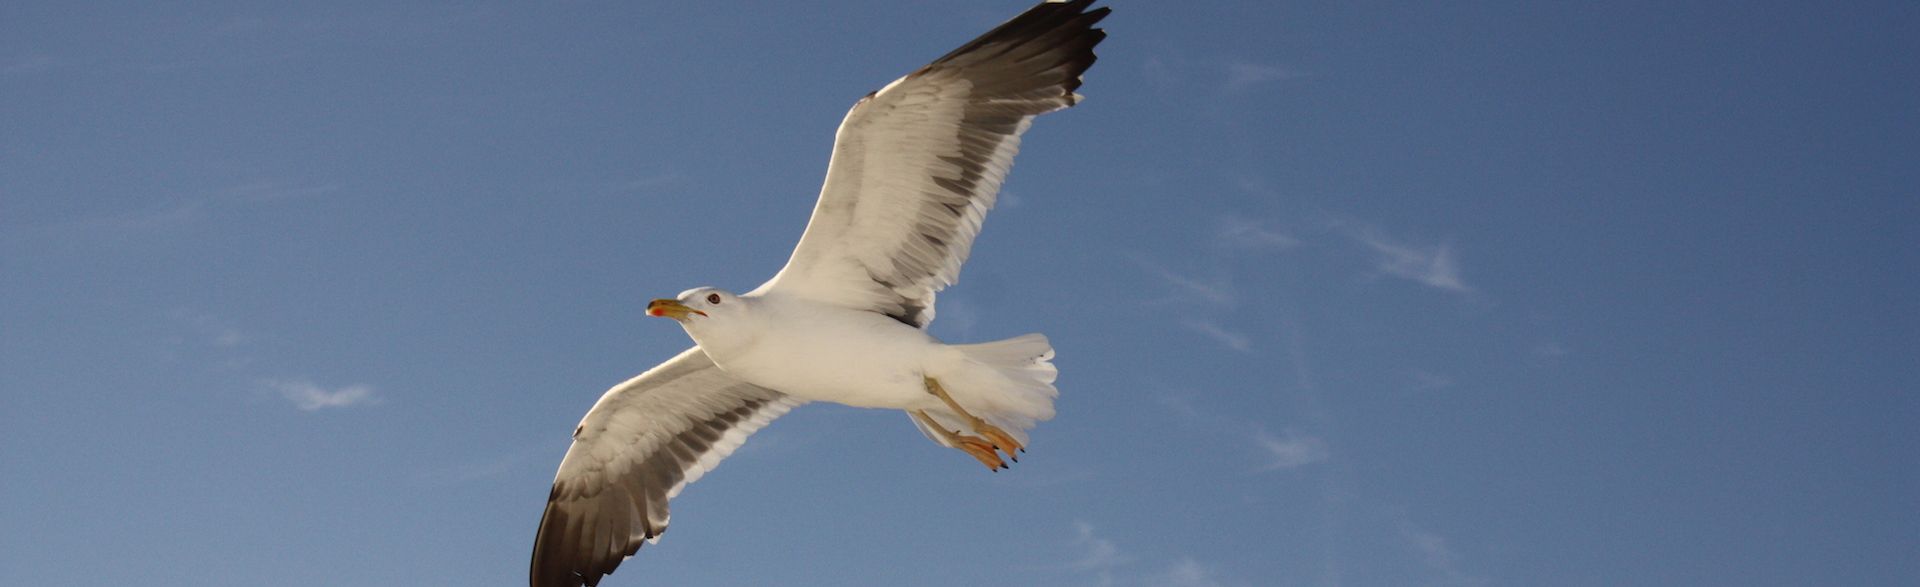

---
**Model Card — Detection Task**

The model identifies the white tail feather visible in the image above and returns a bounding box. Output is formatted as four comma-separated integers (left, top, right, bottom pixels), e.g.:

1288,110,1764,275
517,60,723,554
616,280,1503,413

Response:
912,333,1058,446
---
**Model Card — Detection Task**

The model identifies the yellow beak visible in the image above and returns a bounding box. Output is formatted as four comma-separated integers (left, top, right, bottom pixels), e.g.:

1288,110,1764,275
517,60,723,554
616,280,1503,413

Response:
646,299,706,321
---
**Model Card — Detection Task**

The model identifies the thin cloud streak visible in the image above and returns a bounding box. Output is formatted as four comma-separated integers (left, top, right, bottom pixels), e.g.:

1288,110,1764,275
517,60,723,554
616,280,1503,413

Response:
1337,222,1471,293
1068,521,1127,572
1225,61,1299,91
1059,523,1239,587
269,379,379,411
1184,319,1252,353
1215,215,1298,251
7,181,340,241
172,309,246,348
1400,520,1488,587
410,446,549,487
1134,256,1236,307
1158,557,1231,587
1255,429,1330,471
1140,54,1302,95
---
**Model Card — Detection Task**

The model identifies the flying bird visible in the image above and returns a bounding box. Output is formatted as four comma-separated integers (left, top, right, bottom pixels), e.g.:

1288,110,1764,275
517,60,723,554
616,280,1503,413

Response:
531,2,1108,585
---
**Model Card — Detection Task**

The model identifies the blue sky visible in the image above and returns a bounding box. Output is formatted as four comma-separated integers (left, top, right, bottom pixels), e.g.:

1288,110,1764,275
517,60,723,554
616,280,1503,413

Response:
3,1,1916,585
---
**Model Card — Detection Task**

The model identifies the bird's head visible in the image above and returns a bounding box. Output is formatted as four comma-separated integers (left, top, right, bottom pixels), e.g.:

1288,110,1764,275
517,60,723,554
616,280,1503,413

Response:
647,287,742,329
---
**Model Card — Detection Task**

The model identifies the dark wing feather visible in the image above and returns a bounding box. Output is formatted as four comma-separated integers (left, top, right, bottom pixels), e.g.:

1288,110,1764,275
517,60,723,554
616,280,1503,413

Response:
530,348,802,587
755,0,1109,327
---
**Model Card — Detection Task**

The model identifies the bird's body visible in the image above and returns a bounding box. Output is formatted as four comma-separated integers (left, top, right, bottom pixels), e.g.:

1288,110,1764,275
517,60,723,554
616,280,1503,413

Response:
531,2,1106,585
665,287,1058,438
685,291,943,410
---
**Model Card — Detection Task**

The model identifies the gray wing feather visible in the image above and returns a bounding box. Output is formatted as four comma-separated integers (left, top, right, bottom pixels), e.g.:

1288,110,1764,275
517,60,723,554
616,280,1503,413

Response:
757,0,1109,327
530,347,802,587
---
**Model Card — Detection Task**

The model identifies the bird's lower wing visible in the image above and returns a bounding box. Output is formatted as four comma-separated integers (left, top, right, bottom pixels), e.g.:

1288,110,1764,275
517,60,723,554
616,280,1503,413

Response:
531,347,803,587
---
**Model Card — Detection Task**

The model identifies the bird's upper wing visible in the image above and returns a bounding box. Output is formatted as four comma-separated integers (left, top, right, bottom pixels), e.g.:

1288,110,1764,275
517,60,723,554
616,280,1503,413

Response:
530,347,803,587
753,0,1108,327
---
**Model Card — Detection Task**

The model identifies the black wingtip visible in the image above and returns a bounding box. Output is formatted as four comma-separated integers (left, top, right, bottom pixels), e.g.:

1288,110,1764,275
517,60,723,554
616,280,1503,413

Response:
929,0,1111,67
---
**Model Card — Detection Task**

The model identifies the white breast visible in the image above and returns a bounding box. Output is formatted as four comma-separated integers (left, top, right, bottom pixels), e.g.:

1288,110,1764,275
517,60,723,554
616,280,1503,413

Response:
692,295,946,409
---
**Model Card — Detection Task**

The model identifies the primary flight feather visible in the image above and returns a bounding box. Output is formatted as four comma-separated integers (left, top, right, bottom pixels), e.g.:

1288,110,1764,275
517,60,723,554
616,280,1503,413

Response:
531,2,1108,585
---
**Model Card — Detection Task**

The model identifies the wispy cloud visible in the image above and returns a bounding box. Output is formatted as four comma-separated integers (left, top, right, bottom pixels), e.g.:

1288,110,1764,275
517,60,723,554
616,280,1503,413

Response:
171,309,246,348
269,379,379,411
1141,56,1178,90
1255,429,1330,471
1157,393,1208,427
1068,521,1127,572
1058,523,1238,587
1064,521,1126,586
1215,215,1298,251
602,173,680,194
218,181,341,203
1141,55,1302,95
1157,557,1230,587
410,446,548,486
1400,520,1487,587
8,180,339,241
933,296,982,341
1336,222,1471,293
1183,319,1252,353
999,189,1026,210
1225,61,1300,91
1157,395,1330,474
1134,257,1236,307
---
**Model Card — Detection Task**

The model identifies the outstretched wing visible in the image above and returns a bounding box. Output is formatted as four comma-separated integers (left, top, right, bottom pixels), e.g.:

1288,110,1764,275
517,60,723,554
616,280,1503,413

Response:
754,0,1109,327
530,347,803,587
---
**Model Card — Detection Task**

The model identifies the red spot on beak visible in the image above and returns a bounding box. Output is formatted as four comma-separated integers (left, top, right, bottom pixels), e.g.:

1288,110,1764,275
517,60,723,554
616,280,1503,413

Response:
648,308,664,317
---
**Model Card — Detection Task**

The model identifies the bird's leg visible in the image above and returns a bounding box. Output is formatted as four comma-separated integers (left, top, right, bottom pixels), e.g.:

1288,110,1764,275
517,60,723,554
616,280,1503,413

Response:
911,410,1006,471
923,376,1025,462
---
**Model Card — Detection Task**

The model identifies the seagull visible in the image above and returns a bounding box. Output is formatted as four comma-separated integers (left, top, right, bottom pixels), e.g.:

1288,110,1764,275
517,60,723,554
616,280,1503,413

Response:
530,2,1108,585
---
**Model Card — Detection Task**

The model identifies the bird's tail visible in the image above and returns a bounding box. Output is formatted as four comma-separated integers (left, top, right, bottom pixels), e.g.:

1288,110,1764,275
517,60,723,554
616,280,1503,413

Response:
913,333,1058,446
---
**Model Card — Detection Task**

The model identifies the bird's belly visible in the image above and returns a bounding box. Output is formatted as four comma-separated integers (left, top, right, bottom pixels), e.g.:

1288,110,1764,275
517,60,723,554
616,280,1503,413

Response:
716,319,941,410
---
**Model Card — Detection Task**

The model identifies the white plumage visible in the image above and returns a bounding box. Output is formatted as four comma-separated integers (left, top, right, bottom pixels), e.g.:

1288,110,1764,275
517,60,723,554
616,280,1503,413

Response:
531,2,1107,586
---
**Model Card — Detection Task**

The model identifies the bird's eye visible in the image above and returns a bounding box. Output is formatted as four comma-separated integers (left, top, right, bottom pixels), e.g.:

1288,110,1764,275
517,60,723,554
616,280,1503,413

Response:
707,293,722,305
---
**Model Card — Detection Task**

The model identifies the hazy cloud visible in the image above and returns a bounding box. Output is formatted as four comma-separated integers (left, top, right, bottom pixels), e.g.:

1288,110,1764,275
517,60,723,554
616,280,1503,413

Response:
1337,222,1471,293
999,189,1026,210
1063,521,1126,586
1069,521,1127,572
1255,429,1330,471
270,380,379,411
1225,62,1299,91
934,296,982,341
10,180,339,242
1401,520,1487,587
1215,215,1298,251
170,309,246,349
1157,394,1208,427
1184,319,1252,353
1135,257,1236,307
410,446,548,486
1060,523,1236,587
1142,55,1300,94
1157,557,1230,587
1141,56,1176,87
